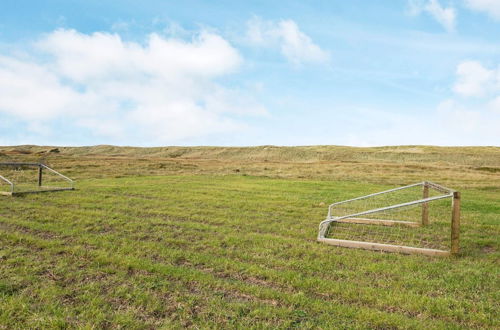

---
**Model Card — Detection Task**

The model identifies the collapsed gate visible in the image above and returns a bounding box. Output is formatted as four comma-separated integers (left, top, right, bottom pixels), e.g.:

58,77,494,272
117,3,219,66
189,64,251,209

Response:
318,182,460,256
0,162,74,196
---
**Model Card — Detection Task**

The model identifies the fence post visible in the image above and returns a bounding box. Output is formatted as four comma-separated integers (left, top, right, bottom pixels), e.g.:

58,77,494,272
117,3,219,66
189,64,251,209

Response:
38,165,43,187
451,191,461,255
421,182,429,226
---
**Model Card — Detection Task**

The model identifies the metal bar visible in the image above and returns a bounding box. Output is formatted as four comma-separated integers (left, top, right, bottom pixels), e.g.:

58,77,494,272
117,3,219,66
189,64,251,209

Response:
39,164,74,185
425,181,454,194
320,193,453,230
0,175,14,193
327,182,424,217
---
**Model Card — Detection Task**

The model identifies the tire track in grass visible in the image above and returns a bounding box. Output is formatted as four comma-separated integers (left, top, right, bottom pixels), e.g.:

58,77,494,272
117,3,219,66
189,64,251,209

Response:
6,186,323,240
2,178,496,328
2,194,318,244
1,228,451,329
0,230,302,328
4,199,500,314
0,229,346,327
1,217,491,328
2,196,496,328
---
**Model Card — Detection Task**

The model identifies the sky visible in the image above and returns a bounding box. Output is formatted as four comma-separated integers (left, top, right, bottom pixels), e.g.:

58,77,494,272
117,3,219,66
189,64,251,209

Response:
0,0,499,147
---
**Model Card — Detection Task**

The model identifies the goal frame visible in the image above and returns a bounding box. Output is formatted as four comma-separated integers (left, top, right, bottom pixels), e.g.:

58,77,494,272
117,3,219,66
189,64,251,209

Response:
0,162,75,196
318,181,460,256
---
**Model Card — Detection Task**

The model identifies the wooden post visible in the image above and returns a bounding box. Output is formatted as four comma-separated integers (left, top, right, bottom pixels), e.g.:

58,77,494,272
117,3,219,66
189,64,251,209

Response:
318,238,450,256
451,191,461,255
421,182,429,226
38,165,43,187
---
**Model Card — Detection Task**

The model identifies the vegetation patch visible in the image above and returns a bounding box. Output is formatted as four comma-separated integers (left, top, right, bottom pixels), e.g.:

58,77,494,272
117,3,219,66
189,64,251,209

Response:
0,146,499,328
474,166,500,173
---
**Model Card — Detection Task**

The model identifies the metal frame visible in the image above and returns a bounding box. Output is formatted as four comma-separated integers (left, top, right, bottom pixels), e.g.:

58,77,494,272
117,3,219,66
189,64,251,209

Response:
318,181,460,256
0,162,74,196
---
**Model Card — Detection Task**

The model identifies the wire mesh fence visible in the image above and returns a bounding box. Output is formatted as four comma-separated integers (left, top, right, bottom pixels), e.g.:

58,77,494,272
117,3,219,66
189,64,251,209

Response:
319,182,458,255
0,163,74,195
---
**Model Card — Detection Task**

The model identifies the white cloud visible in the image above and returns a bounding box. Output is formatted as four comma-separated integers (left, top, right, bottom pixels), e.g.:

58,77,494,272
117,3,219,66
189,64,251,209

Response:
453,60,499,97
426,0,456,32
436,99,484,132
464,0,500,20
408,0,456,32
0,29,266,144
39,30,242,82
0,56,82,119
435,99,500,144
439,60,500,144
77,118,126,139
246,17,329,65
488,96,500,113
334,101,499,146
339,59,500,146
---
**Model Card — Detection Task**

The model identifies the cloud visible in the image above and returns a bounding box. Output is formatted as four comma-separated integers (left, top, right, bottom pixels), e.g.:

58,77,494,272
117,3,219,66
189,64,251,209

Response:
435,99,500,144
0,29,266,144
488,96,500,113
453,60,500,97
0,56,82,120
453,60,499,97
464,0,500,20
341,59,500,146
246,17,329,65
328,103,498,146
408,0,456,32
434,60,500,145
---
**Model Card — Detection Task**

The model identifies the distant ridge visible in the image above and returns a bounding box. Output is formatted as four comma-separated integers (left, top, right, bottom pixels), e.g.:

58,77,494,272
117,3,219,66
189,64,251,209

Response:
1,145,499,164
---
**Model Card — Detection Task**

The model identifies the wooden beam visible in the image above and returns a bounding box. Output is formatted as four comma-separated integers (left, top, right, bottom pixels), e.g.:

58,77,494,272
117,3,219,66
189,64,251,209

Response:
422,183,429,226
451,191,461,254
318,238,450,256
335,218,420,227
9,188,74,196
0,162,41,166
38,165,43,187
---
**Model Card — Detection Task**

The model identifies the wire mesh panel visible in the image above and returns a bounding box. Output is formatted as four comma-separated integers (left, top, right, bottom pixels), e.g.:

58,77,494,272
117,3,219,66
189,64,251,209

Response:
318,182,460,256
0,163,74,195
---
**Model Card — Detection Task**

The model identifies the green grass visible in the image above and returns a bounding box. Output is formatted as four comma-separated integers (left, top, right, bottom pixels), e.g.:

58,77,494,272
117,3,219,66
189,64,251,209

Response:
1,173,499,329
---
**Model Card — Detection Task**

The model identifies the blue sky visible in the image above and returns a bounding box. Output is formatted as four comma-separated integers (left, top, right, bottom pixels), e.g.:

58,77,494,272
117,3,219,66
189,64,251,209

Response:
1,0,499,146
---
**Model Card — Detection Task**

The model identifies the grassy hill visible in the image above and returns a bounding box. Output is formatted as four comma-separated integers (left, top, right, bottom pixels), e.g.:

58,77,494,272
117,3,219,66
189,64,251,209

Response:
1,145,499,188
0,145,499,328
2,144,500,162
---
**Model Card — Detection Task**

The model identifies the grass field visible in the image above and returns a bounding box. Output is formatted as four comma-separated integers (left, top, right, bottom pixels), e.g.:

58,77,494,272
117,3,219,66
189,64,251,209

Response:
1,145,499,328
